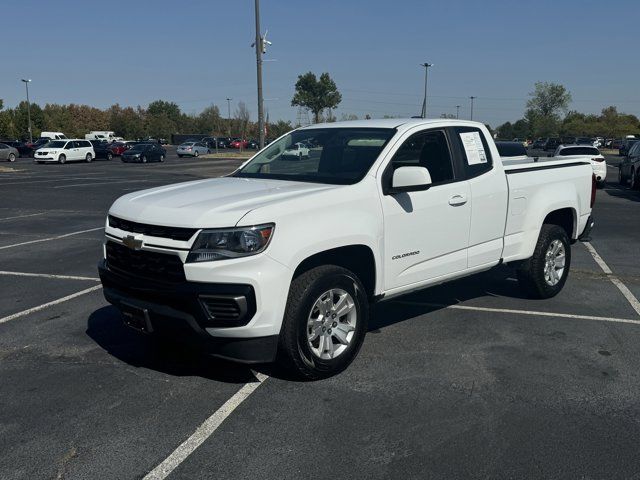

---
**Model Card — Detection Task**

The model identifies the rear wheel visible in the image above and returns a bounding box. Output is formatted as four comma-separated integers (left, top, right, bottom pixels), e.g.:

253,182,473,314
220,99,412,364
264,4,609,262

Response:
631,168,639,190
8,153,15,162
618,167,627,185
178,154,183,158
517,224,571,299
85,153,92,163
141,155,147,164
194,150,199,157
107,152,113,161
58,154,66,164
278,265,369,380
159,154,165,162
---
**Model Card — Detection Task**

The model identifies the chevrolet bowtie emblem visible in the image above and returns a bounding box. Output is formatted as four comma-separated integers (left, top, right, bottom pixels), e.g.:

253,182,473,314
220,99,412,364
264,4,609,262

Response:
122,235,143,250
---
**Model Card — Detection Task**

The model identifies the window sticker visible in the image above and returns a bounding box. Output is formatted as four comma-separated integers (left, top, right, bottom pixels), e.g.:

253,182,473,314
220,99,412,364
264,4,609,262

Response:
459,131,488,165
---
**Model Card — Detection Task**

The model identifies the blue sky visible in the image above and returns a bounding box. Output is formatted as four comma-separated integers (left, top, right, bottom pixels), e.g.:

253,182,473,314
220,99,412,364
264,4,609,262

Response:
2,0,639,127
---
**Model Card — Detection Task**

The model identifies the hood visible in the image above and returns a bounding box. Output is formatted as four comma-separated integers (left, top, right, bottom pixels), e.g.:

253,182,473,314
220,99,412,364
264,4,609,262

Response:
109,176,337,228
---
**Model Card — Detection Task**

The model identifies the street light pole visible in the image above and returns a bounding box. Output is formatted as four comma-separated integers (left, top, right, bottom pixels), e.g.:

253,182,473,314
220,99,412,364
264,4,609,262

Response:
420,63,433,118
456,105,460,119
21,79,33,143
469,96,476,121
226,97,232,137
254,0,265,149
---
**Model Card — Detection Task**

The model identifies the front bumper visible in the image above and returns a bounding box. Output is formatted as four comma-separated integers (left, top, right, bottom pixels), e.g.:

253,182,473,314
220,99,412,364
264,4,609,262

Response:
98,260,279,363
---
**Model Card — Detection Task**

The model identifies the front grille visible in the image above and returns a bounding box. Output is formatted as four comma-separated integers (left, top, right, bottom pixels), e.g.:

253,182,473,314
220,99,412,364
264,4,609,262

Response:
105,241,185,283
108,215,198,241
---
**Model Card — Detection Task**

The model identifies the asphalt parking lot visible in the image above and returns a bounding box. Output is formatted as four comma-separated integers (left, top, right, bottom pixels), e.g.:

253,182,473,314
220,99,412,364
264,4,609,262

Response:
1,149,640,479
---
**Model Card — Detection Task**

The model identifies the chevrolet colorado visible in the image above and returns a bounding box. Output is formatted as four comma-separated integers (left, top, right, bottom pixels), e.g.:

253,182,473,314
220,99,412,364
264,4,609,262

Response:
98,119,595,379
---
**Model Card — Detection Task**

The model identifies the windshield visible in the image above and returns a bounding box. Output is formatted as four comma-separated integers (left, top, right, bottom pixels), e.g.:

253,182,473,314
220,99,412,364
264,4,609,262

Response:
46,141,67,148
129,145,149,151
180,142,195,146
235,127,395,185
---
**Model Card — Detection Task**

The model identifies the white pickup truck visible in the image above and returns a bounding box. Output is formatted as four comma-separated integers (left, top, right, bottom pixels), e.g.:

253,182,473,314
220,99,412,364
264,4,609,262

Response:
98,119,595,379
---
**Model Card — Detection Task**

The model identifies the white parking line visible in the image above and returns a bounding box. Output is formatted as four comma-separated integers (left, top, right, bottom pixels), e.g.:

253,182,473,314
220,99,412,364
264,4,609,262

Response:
393,301,640,326
143,373,268,480
583,242,640,316
0,227,103,250
0,285,102,325
0,212,45,221
0,271,100,281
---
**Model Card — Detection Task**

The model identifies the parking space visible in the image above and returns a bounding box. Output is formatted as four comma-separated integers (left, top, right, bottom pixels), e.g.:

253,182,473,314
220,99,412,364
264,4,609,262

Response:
1,155,640,479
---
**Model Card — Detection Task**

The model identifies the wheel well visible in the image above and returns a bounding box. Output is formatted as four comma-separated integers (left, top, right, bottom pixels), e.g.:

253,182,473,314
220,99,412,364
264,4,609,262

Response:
543,208,575,239
293,245,376,299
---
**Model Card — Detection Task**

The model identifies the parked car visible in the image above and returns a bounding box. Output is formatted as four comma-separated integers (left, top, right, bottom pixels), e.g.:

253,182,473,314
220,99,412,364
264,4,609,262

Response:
98,119,595,379
28,138,53,151
611,139,624,150
619,139,638,156
282,142,311,159
575,137,594,145
551,145,606,185
619,141,640,189
543,137,562,151
560,136,576,145
85,131,116,142
90,140,114,160
34,139,95,164
531,138,546,149
1,140,34,157
121,143,166,163
0,143,19,162
229,138,249,149
177,142,210,158
248,139,259,149
495,141,528,161
109,142,129,156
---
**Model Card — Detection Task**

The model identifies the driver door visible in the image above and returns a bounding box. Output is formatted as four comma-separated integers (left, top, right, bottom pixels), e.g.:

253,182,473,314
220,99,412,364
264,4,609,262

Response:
380,128,471,291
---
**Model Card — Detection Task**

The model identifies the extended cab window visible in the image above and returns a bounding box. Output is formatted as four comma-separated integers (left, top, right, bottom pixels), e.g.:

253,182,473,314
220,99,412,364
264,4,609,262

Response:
387,129,455,184
452,126,493,178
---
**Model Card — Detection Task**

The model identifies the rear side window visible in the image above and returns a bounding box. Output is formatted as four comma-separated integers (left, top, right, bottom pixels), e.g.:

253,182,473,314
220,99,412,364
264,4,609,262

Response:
452,126,493,178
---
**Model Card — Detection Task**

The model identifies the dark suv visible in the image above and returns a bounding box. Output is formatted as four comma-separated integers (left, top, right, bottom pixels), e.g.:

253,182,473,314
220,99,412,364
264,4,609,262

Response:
543,137,561,151
619,139,639,157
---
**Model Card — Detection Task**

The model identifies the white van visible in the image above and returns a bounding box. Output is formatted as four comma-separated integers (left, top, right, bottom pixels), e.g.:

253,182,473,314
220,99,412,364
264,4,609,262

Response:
40,132,67,140
85,131,116,142
34,139,95,164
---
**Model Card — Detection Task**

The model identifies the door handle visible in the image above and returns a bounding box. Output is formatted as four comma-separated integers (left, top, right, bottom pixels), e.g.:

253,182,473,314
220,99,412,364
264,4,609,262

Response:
448,194,467,206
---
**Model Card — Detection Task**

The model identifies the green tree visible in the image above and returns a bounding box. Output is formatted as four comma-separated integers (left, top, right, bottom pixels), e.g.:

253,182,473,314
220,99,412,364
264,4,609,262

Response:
291,72,342,123
268,120,293,138
13,101,45,139
496,121,514,139
525,82,572,137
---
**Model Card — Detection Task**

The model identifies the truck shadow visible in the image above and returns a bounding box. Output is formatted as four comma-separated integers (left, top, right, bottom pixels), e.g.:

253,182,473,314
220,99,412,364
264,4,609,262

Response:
602,184,640,202
86,306,258,384
87,265,525,383
369,265,525,331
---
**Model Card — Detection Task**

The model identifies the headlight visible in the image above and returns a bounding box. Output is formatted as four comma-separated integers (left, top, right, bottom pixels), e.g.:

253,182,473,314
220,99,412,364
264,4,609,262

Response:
186,224,274,263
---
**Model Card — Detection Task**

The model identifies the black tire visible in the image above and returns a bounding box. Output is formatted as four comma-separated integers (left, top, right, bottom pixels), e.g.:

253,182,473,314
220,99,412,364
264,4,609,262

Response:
58,154,66,164
141,155,147,164
517,224,571,299
8,153,15,162
194,150,199,157
178,154,183,158
277,265,369,380
207,149,211,154
85,153,92,163
631,168,639,191
107,152,113,161
618,167,627,185
159,154,164,162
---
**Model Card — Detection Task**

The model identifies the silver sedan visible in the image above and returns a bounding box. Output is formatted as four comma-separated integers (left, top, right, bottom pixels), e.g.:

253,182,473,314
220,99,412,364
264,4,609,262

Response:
0,143,19,162
177,142,210,158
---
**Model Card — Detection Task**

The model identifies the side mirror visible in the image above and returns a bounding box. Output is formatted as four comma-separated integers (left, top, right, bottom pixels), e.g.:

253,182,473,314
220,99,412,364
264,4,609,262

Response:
389,166,432,194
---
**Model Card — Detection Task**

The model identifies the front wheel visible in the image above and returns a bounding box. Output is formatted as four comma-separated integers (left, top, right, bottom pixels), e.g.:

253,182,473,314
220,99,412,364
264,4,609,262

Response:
278,265,369,380
159,154,164,162
631,168,639,190
58,154,66,164
8,153,16,162
194,150,199,157
517,224,571,299
141,155,147,164
618,167,626,185
107,152,113,161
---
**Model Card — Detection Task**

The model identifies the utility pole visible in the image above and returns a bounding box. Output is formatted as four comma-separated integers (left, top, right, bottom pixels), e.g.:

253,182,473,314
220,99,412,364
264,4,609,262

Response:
456,105,460,119
21,79,33,143
469,96,476,121
254,0,265,149
419,63,433,118
226,97,232,137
